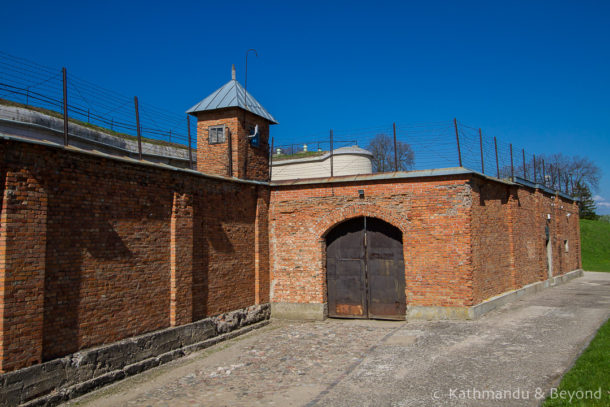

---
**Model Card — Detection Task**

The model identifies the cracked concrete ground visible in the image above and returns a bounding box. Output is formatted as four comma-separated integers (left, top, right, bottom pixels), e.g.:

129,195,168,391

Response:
65,272,610,407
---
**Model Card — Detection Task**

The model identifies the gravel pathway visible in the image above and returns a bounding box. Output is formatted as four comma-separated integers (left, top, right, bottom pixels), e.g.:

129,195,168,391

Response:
65,272,610,407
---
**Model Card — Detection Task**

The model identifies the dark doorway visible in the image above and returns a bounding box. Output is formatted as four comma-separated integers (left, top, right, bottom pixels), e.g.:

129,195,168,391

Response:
326,217,406,320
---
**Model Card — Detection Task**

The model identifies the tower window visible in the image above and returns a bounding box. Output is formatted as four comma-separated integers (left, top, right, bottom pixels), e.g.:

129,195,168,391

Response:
208,125,226,144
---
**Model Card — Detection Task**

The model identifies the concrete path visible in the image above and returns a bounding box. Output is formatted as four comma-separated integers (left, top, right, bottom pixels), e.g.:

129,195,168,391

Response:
65,272,610,407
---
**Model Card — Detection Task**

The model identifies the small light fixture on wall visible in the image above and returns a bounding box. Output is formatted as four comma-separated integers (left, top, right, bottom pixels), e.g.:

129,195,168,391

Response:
358,190,365,199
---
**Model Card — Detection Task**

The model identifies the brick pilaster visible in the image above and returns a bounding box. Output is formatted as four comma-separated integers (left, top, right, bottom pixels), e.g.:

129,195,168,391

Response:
0,168,47,372
254,187,270,304
170,192,194,326
506,188,517,289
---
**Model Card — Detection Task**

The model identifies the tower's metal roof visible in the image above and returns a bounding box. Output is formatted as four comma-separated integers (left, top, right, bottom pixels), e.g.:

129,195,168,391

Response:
186,79,278,124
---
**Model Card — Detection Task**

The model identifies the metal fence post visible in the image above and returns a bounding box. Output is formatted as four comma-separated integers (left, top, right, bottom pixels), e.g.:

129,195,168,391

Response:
62,67,68,146
510,143,515,181
542,158,546,186
269,137,274,181
454,118,462,167
393,122,398,172
522,148,526,179
134,96,142,160
479,128,484,174
533,154,537,183
494,136,499,178
187,115,193,169
330,129,334,177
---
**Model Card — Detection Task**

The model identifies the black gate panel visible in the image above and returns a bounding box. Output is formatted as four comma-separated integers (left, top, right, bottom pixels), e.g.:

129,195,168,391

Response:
326,218,367,318
365,218,406,320
326,217,405,320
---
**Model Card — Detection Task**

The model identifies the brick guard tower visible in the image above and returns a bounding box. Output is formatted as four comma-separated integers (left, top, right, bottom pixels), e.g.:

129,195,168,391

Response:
186,65,278,181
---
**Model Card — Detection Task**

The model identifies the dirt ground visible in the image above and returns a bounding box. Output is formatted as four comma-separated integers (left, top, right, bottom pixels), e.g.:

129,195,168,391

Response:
65,272,610,407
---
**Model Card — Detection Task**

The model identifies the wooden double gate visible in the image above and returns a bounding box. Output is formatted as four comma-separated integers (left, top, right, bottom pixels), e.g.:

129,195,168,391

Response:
326,217,406,320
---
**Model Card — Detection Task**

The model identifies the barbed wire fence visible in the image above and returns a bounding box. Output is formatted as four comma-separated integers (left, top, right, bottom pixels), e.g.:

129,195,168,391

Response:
0,50,201,169
271,120,575,196
0,51,575,194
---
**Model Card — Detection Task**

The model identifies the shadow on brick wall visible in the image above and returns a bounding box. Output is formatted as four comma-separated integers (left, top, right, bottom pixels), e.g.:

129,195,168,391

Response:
43,192,134,361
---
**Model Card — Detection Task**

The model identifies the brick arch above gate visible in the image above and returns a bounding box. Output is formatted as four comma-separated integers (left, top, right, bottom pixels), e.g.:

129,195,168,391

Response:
312,204,408,242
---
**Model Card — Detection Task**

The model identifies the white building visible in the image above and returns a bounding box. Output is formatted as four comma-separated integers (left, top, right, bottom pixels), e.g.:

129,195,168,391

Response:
271,146,373,181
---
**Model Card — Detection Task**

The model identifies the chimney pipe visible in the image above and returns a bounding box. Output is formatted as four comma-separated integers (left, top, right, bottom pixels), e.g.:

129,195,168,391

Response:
231,64,236,80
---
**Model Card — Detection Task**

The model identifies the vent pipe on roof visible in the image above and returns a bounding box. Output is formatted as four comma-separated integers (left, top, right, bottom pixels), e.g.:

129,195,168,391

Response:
231,64,236,80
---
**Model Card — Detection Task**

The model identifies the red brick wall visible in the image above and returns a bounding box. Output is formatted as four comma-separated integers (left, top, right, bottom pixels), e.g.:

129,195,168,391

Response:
195,109,271,181
0,139,268,372
549,195,581,276
511,187,546,287
192,182,259,317
271,175,582,312
470,179,581,303
237,111,271,182
269,176,475,308
195,109,240,177
255,187,270,304
0,156,47,371
470,180,514,303
0,135,582,373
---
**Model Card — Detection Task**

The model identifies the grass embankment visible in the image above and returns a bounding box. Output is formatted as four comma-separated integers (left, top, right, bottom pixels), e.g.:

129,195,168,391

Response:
273,150,325,161
542,319,610,406
580,219,610,272
0,97,188,149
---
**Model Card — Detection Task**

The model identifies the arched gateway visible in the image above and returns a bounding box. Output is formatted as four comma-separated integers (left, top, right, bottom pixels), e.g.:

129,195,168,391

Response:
325,217,406,320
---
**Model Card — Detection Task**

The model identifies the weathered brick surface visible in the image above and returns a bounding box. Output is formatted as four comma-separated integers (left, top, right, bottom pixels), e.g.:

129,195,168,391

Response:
270,175,581,311
0,160,47,371
195,109,240,177
549,194,581,276
255,187,270,304
464,179,580,303
0,139,269,372
195,108,271,181
470,180,514,302
170,191,194,326
269,177,475,308
0,134,581,375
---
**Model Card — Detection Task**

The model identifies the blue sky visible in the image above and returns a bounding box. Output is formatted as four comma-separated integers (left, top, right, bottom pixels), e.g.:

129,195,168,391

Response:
2,1,609,213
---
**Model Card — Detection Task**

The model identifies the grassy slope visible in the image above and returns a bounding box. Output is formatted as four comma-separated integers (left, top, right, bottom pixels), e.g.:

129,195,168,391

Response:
273,151,325,161
0,98,188,150
580,219,610,272
542,319,610,406
542,219,610,405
